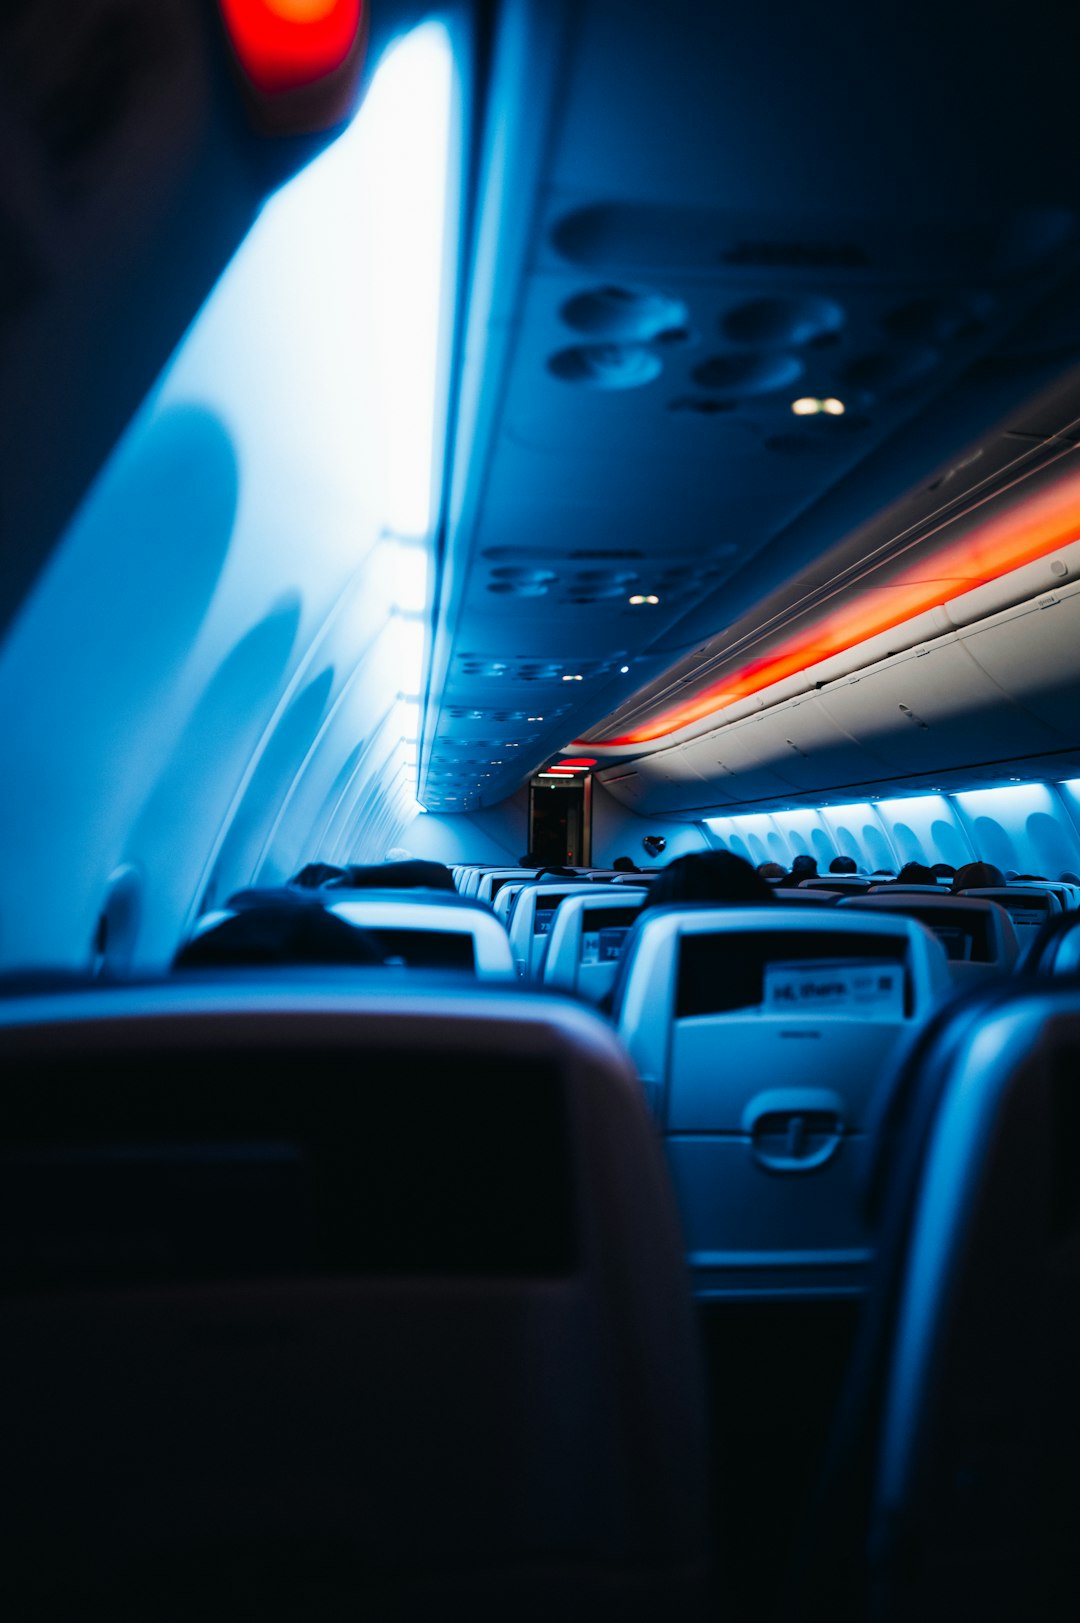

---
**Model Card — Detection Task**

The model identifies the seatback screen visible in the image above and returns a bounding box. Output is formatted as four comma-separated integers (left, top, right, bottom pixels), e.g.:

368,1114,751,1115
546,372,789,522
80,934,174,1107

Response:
534,893,574,934
881,905,993,963
676,929,910,1018
370,928,475,970
579,905,641,965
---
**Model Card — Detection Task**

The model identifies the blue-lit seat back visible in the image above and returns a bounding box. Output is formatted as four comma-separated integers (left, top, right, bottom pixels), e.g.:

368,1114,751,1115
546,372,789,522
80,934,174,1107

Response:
965,885,1061,950
615,907,950,1292
839,893,1019,988
541,890,648,1002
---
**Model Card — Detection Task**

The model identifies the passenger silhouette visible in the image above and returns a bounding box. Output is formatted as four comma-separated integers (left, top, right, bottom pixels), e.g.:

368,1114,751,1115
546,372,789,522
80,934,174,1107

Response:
896,861,937,886
175,901,385,969
324,859,456,893
757,861,787,882
290,861,347,889
642,850,776,910
829,856,858,874
952,860,1006,893
777,854,818,889
612,855,639,872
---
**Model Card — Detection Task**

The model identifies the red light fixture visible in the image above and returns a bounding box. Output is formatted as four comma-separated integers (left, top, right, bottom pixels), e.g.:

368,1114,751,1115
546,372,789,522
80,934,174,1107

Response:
557,758,597,768
219,0,364,95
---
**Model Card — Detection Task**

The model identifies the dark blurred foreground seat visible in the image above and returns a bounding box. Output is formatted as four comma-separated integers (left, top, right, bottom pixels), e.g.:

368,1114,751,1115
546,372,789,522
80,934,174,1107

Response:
0,978,710,1621
789,976,1080,1622
1018,908,1080,973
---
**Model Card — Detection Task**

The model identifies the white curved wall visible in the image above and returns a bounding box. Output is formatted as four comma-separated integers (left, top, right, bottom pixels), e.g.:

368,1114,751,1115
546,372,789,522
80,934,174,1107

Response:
0,25,458,973
703,778,1080,877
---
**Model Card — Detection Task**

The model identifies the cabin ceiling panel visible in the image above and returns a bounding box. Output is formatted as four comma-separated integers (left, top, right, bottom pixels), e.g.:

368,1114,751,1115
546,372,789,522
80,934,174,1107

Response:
424,0,1080,811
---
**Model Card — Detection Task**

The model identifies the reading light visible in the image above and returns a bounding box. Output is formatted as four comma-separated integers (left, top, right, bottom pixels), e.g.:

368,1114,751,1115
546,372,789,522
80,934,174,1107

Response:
791,396,846,417
620,665,629,673
561,674,583,681
628,594,660,605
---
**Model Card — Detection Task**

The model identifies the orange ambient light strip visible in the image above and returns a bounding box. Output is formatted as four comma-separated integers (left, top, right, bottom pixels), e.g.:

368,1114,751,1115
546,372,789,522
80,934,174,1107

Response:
589,464,1080,746
220,0,363,94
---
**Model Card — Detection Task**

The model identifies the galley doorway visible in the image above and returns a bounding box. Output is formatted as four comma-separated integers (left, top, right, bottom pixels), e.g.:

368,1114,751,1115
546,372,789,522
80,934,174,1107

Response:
529,775,591,866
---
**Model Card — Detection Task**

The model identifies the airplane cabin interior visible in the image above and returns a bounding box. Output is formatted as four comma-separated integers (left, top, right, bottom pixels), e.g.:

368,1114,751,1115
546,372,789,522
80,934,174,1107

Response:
4,1,1080,1617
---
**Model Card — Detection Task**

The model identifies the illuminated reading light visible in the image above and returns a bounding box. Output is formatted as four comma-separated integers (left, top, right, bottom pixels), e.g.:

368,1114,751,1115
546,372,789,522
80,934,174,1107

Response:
628,594,660,605
620,665,630,673
220,0,363,93
791,397,846,416
562,674,584,681
589,462,1080,745
528,716,544,721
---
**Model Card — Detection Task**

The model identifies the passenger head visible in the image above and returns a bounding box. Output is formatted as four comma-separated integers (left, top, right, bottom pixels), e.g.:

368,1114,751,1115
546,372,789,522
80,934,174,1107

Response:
290,862,347,889
952,860,1006,893
326,859,456,893
931,863,956,880
776,853,818,887
757,862,787,883
174,902,385,970
612,855,639,872
384,846,413,862
643,851,776,910
897,861,936,886
1061,871,1080,885
828,855,857,874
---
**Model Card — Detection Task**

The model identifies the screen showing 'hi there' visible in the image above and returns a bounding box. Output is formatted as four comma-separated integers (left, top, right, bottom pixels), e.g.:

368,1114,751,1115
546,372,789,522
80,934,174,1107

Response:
763,959,904,1021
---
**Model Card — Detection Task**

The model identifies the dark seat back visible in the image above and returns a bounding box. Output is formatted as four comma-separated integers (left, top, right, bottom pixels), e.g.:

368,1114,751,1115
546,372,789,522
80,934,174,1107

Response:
790,977,1080,1622
0,980,710,1620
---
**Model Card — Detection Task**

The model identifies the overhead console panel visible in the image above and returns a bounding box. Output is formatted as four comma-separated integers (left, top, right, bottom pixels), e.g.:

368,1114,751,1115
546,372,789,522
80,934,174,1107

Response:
423,0,1080,812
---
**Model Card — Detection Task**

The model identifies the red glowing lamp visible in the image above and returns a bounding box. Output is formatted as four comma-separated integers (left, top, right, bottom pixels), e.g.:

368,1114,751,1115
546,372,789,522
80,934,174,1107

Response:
219,0,364,95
